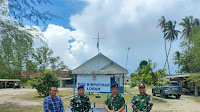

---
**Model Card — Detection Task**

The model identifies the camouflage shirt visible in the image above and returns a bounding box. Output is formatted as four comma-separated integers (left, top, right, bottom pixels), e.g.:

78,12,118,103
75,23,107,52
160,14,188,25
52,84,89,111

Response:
70,94,91,112
104,93,125,111
131,94,153,112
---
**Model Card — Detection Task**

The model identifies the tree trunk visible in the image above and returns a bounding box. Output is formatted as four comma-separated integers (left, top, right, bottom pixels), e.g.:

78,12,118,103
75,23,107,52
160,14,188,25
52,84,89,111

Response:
166,41,172,75
163,39,167,69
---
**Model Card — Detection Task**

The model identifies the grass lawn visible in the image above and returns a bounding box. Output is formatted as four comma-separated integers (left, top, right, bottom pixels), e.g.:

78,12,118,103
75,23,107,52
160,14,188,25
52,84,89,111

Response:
186,97,200,103
0,89,73,112
0,102,43,112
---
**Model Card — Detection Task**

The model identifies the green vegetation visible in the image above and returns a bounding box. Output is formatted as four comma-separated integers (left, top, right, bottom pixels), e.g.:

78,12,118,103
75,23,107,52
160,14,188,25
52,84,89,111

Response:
0,103,43,112
130,59,168,88
187,97,200,103
0,0,66,82
29,70,60,96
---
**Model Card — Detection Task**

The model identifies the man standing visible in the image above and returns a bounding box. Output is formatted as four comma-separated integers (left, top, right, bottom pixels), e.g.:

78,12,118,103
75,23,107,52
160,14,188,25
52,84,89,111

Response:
131,84,153,112
104,83,125,112
70,85,91,112
43,87,64,112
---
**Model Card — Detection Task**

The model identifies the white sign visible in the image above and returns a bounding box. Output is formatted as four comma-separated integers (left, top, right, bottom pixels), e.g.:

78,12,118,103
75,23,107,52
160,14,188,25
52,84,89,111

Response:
77,75,111,92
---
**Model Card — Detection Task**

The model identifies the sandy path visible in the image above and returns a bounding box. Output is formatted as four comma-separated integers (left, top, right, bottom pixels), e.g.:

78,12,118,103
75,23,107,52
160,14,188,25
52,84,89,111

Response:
152,95,200,112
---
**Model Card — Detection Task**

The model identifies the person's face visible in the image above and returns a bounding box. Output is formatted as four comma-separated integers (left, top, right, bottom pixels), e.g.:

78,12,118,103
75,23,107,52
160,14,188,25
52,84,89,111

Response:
78,88,84,96
49,87,57,96
138,88,146,94
111,87,118,94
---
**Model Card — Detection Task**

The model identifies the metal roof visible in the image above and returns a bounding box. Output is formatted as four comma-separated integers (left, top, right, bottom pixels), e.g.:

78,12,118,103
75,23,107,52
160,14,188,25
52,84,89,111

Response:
72,70,115,75
166,74,189,78
0,79,20,81
58,78,73,80
73,53,128,74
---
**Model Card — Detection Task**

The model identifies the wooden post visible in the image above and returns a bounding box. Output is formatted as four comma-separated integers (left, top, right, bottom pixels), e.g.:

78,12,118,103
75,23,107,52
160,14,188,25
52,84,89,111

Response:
5,81,7,88
123,74,125,93
73,74,75,96
195,81,198,97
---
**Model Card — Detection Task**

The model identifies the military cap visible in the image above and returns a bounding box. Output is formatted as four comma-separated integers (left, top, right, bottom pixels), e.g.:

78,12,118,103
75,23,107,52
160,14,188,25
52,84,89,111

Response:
139,83,145,88
111,83,118,88
77,85,84,89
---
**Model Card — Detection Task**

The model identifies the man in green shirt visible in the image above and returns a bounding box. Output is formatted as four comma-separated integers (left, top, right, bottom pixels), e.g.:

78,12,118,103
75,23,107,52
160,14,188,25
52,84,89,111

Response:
131,84,153,112
70,85,91,112
104,83,125,112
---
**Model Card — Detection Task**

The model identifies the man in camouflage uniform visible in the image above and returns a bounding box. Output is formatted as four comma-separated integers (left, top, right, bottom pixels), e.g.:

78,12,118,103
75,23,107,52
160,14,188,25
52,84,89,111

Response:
131,84,153,112
104,83,125,112
70,85,91,112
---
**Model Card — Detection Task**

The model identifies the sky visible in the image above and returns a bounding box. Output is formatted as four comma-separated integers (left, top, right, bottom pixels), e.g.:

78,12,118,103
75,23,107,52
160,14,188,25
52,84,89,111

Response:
10,0,200,76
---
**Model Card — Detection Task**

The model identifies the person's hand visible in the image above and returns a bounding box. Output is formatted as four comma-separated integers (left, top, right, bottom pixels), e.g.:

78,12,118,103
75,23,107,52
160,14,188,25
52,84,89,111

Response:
108,110,114,112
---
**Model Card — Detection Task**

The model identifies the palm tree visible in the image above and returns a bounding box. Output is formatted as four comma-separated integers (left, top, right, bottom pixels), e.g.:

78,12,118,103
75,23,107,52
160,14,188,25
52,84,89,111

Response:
179,16,200,41
164,20,179,75
158,16,179,75
158,16,168,69
173,51,181,72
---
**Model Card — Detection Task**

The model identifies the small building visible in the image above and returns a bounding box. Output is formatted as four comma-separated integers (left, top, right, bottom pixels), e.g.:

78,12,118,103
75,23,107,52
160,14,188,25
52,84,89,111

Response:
57,71,73,88
21,70,73,88
125,76,132,84
72,53,128,93
21,71,39,78
166,74,199,95
0,79,20,89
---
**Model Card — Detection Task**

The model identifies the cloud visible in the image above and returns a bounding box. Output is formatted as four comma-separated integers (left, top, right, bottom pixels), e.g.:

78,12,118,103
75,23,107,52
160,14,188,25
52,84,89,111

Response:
42,0,200,74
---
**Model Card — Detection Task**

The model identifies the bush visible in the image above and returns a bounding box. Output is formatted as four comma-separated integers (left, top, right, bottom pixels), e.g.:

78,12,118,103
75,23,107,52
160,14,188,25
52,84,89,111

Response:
29,70,60,96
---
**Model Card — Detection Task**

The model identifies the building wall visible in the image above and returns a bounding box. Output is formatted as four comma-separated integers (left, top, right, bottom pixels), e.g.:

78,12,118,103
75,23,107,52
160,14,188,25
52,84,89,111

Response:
125,77,132,84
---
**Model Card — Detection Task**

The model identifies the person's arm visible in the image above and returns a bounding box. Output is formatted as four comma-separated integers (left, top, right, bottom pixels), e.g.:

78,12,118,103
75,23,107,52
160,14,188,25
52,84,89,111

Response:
131,96,139,111
70,97,76,112
104,96,113,112
117,105,125,112
59,97,64,112
104,103,113,112
117,96,126,112
88,97,91,110
145,96,153,112
43,98,51,112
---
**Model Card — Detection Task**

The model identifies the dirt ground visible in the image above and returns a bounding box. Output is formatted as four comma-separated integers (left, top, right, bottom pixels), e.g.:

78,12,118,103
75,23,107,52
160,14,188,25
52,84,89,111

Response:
144,88,200,112
0,88,200,112
152,95,200,112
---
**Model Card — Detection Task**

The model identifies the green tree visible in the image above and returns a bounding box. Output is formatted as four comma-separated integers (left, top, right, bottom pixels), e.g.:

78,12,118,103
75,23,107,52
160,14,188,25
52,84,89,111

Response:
179,16,200,41
131,59,168,88
158,16,179,75
139,60,148,70
32,46,68,73
173,51,181,73
187,73,200,86
176,26,200,73
0,20,43,78
158,16,168,69
8,0,60,25
187,73,200,97
0,0,63,79
164,20,179,75
29,70,60,96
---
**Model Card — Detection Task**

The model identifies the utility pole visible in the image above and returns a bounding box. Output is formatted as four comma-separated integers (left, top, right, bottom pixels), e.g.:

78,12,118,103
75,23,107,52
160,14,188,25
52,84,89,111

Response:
92,32,104,69
92,32,104,98
125,47,130,92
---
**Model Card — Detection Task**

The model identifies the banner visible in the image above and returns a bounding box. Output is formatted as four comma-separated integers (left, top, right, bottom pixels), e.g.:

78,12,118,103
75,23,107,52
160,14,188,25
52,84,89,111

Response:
77,75,111,92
